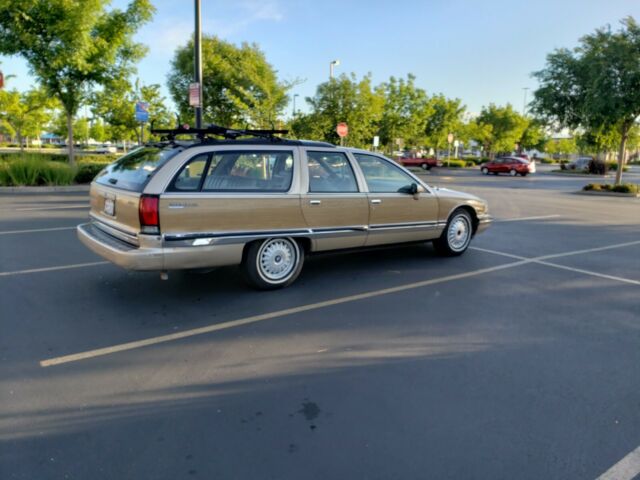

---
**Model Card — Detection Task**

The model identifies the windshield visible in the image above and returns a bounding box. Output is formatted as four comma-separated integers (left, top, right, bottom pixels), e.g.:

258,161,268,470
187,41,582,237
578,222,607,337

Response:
95,146,183,192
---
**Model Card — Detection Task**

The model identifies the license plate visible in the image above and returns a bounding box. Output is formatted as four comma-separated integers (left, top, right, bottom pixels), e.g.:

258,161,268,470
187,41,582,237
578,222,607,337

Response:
104,198,115,216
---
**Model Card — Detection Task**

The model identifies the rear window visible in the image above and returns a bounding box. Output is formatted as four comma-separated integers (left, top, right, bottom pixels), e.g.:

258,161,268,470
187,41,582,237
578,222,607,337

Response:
95,146,182,192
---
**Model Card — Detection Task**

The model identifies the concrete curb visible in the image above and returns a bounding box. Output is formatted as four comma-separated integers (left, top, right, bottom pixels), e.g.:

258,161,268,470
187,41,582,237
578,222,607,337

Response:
574,190,640,198
0,185,90,193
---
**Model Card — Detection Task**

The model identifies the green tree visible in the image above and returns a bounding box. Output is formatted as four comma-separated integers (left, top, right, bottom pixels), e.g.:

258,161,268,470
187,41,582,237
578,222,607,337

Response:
472,104,528,157
291,73,384,148
73,117,90,145
519,120,547,151
424,95,465,158
0,87,54,150
168,36,291,128
532,17,640,184
377,75,431,151
544,137,577,157
90,119,107,143
0,0,154,164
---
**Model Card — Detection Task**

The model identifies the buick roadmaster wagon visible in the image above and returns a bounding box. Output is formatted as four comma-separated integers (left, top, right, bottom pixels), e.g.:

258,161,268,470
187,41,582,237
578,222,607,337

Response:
78,126,492,289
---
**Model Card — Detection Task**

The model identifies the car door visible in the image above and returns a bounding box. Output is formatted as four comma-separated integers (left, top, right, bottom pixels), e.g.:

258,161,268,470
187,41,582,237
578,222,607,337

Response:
159,146,307,239
351,152,440,246
300,149,369,251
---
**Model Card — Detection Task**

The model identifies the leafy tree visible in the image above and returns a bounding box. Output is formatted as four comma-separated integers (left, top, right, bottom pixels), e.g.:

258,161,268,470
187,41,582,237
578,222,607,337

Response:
472,104,528,157
168,36,291,128
0,87,54,149
291,73,384,148
532,17,640,184
0,0,154,164
424,95,465,158
377,75,431,151
519,120,547,151
90,120,107,144
545,137,577,157
93,79,172,145
73,117,90,145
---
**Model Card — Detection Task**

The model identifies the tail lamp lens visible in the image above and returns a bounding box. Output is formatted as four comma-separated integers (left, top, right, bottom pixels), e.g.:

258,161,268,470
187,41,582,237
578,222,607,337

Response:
139,195,159,233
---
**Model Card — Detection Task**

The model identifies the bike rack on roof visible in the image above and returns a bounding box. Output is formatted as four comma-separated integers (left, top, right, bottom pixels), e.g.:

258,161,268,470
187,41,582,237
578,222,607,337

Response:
150,123,289,142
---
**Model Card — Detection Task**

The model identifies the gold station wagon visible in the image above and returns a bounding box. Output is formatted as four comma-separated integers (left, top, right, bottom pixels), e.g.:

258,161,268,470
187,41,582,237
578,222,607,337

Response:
78,126,492,289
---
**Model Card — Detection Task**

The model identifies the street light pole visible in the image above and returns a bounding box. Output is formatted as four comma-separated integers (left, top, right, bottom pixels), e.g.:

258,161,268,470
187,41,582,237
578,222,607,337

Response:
329,60,340,79
522,87,529,116
194,0,203,128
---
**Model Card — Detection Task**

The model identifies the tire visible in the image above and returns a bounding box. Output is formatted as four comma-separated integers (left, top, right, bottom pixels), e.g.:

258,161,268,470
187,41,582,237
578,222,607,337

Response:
509,169,517,176
520,172,528,177
481,167,489,175
421,163,431,170
433,209,473,257
242,237,304,290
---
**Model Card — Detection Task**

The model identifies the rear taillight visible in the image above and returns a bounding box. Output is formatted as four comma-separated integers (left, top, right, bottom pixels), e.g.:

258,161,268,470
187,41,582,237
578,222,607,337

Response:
139,194,160,234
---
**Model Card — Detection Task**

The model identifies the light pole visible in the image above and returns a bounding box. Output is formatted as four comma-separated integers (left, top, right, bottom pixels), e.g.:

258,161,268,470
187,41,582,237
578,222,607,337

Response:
329,60,340,79
522,87,529,116
292,93,299,118
194,0,203,128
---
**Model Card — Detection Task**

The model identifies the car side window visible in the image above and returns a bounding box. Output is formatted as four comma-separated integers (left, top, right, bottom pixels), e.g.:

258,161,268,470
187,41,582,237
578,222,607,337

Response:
202,151,294,192
353,153,416,193
168,154,209,192
307,151,359,193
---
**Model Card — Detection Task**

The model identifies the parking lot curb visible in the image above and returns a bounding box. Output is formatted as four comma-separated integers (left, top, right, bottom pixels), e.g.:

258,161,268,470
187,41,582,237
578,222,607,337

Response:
574,190,640,198
0,185,91,193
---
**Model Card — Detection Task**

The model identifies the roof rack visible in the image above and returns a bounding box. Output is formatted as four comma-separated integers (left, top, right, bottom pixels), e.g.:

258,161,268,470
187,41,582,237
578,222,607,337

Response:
150,123,289,142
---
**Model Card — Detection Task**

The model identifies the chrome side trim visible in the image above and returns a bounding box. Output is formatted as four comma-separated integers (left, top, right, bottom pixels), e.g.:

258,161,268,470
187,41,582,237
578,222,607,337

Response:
163,226,369,248
369,221,445,231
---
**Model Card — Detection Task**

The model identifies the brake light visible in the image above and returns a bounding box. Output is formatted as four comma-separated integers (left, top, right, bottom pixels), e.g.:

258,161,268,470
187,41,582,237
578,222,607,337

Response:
139,194,159,233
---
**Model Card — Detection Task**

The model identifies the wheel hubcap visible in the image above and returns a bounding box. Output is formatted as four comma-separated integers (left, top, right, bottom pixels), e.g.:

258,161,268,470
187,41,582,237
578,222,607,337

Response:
258,239,296,281
447,215,471,251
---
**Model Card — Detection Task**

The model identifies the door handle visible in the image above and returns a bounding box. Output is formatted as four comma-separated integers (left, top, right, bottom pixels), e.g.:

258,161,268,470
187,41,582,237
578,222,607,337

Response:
371,199,382,205
309,200,322,205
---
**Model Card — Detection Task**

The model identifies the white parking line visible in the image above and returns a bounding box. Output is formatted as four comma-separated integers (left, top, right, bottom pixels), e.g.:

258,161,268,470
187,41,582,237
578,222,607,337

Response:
597,445,640,480
0,226,77,235
39,259,531,367
0,261,109,278
495,214,561,222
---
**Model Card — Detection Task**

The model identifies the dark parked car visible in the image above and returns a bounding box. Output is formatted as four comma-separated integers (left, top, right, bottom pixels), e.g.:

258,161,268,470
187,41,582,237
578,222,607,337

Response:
481,157,536,176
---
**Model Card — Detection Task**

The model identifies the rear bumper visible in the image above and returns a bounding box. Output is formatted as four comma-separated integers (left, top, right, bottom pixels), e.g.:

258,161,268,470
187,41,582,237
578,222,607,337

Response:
476,214,492,234
77,223,164,270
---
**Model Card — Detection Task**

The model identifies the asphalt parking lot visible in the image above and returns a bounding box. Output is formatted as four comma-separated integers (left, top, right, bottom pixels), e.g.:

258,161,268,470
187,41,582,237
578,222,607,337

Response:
1,169,639,480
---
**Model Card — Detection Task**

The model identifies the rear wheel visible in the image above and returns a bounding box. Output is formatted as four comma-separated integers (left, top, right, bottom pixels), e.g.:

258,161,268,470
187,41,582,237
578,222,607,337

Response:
421,163,431,170
509,169,517,176
520,171,528,177
433,209,473,256
242,237,304,290
481,167,489,175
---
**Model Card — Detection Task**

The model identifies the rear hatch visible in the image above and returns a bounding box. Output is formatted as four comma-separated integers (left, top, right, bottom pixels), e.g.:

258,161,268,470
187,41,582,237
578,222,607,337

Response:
90,146,183,241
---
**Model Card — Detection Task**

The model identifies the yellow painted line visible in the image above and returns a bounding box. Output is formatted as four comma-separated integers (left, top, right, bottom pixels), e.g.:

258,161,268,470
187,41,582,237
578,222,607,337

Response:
39,259,531,367
597,445,640,480
14,204,89,212
0,226,77,235
0,261,109,278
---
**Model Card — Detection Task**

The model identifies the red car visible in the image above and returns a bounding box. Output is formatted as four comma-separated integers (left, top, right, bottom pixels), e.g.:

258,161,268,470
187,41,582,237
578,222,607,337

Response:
398,156,442,170
480,156,536,176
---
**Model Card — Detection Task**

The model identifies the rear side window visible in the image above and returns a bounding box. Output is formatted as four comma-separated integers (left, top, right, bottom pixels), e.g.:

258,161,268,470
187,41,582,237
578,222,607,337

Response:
202,151,294,192
168,154,209,192
307,151,358,193
96,147,182,192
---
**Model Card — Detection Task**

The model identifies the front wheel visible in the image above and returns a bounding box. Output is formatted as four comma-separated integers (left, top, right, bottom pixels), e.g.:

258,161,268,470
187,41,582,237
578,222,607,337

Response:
421,163,431,171
242,237,304,290
433,209,473,256
509,169,517,176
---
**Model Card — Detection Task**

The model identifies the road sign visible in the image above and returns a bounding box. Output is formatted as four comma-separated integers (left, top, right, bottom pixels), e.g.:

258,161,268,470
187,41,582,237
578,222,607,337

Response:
336,122,348,138
135,102,149,122
447,133,454,144
373,136,380,147
454,140,460,148
189,82,201,107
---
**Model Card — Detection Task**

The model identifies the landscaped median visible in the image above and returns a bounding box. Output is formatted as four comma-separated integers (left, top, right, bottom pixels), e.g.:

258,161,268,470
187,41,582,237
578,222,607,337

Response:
0,153,115,186
580,183,640,197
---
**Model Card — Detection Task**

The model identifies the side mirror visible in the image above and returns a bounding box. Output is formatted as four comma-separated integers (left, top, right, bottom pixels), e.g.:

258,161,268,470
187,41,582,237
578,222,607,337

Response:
399,182,425,198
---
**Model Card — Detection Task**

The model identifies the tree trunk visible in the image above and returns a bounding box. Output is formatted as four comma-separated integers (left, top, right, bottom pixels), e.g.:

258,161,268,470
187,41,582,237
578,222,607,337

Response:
17,131,24,152
66,111,76,166
615,127,628,185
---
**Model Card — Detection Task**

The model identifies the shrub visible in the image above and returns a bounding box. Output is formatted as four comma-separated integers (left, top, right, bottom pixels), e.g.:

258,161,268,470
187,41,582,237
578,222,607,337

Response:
539,157,554,164
465,161,475,167
611,184,638,193
6,159,42,185
40,162,76,185
0,163,11,186
445,159,466,168
606,162,629,172
583,183,602,191
583,183,638,193
75,163,106,184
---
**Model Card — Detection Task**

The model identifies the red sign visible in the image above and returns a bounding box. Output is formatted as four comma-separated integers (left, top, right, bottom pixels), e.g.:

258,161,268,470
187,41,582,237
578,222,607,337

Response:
189,82,201,107
336,122,348,138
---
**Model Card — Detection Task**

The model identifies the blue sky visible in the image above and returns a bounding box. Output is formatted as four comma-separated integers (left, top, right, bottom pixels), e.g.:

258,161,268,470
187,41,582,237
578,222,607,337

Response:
2,0,639,116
